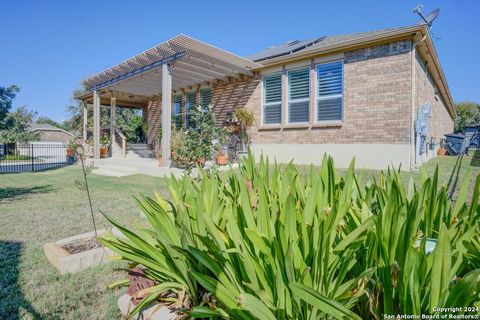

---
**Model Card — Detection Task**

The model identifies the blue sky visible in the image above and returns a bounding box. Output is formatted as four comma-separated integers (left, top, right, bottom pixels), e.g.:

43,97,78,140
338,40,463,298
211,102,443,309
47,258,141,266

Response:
1,0,479,121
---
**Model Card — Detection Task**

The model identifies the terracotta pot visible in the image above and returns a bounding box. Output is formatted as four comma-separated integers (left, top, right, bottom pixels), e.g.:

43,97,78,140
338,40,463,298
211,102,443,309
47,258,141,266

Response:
100,147,109,158
437,147,446,156
196,157,205,166
216,154,228,165
66,148,74,156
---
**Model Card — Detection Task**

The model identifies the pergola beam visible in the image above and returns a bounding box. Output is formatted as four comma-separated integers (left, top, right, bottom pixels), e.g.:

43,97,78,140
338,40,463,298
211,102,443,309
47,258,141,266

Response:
89,51,186,92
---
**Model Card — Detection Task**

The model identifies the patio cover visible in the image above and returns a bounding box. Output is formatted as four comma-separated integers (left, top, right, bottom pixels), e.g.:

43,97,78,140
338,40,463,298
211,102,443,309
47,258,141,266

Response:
81,34,262,96
77,34,262,164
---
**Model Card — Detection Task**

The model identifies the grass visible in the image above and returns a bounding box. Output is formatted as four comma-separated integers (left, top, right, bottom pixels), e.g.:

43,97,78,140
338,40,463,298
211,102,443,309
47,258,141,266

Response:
1,153,479,319
0,166,169,320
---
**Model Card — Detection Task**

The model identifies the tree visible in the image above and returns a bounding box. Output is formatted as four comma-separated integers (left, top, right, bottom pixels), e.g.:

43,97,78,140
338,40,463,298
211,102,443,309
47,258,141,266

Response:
64,90,144,141
454,101,480,133
0,106,39,143
0,85,20,128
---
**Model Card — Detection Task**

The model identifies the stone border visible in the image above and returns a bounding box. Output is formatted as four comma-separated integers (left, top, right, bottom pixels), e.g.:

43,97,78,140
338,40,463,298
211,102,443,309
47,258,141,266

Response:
44,229,115,274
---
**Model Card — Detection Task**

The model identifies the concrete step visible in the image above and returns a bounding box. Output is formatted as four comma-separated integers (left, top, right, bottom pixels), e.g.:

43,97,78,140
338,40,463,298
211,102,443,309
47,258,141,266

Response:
126,143,155,159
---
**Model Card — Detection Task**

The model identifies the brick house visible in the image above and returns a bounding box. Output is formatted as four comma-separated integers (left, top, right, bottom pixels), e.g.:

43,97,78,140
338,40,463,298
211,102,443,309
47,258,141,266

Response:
76,24,454,170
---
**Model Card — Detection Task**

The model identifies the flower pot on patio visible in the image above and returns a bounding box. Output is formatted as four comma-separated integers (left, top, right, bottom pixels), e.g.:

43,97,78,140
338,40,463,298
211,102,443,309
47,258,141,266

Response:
437,147,446,156
215,148,228,166
44,229,115,274
100,147,109,158
196,157,206,167
216,152,228,165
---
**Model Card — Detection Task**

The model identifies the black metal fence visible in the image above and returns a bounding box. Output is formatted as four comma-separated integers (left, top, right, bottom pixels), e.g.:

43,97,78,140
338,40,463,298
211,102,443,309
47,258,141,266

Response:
0,143,75,174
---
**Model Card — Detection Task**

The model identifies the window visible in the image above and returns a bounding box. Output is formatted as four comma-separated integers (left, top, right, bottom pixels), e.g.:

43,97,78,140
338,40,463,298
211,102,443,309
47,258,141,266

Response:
200,87,212,112
262,73,282,125
185,91,197,128
172,95,183,129
316,60,343,122
288,67,310,123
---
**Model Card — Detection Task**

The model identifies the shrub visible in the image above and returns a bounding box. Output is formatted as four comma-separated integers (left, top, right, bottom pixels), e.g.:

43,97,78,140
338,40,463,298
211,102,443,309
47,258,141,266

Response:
99,153,480,319
171,105,226,169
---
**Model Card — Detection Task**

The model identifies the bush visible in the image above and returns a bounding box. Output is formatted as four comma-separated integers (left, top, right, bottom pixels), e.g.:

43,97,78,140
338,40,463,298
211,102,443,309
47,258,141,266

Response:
171,105,226,169
100,153,480,319
4,154,31,161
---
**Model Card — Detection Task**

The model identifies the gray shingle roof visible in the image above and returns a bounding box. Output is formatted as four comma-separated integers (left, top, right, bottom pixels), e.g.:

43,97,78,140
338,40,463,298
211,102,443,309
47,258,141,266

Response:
30,123,72,136
247,26,416,62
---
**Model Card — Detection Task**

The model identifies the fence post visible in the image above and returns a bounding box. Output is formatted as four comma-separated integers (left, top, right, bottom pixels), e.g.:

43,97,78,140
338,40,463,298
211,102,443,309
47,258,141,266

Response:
31,143,34,171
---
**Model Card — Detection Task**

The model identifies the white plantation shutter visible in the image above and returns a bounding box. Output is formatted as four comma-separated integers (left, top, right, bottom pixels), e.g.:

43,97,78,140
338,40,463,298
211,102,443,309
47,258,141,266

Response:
172,95,183,128
288,68,310,123
263,73,282,124
317,61,343,122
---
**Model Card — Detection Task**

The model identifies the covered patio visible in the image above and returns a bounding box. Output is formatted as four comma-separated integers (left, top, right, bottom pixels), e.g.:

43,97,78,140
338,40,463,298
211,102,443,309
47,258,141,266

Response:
76,35,261,167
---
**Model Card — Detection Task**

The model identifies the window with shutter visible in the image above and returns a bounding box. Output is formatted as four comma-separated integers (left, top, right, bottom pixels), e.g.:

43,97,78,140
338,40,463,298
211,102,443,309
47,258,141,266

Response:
316,61,343,122
172,95,183,129
288,68,310,123
262,73,282,125
186,91,197,128
200,87,212,111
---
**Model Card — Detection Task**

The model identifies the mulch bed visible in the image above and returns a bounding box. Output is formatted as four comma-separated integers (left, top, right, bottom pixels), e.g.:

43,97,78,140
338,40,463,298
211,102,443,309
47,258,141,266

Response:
62,237,101,254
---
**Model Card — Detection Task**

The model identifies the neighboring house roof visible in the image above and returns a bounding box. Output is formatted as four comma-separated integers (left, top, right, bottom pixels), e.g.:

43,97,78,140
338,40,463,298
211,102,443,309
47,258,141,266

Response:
30,123,73,137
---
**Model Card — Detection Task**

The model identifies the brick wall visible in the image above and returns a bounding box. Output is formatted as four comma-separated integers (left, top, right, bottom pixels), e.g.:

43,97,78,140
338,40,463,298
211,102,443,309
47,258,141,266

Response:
146,97,161,146
414,52,453,144
248,40,413,145
146,78,261,146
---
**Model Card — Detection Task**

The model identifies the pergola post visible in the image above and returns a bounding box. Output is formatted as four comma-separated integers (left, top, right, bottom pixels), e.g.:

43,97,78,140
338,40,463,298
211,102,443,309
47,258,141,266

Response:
82,101,88,141
161,63,172,167
93,90,100,159
110,97,116,146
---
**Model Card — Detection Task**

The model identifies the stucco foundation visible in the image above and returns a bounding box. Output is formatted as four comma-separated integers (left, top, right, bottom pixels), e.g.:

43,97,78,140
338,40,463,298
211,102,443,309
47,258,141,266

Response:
251,143,411,170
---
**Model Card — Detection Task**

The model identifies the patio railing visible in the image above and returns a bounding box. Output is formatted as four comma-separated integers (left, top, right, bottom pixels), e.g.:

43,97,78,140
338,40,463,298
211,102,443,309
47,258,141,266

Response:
114,128,127,157
0,142,74,173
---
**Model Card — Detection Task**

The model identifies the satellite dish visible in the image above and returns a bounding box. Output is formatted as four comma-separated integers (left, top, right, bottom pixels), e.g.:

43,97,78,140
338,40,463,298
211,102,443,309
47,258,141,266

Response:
413,5,440,28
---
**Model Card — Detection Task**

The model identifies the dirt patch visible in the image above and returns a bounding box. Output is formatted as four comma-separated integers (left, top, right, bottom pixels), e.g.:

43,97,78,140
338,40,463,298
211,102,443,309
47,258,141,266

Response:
62,237,101,254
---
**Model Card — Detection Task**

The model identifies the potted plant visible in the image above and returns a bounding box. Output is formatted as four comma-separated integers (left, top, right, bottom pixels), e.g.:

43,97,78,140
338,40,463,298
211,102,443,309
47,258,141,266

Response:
235,108,255,159
216,147,229,165
171,127,185,161
437,138,446,156
66,139,76,157
100,134,110,158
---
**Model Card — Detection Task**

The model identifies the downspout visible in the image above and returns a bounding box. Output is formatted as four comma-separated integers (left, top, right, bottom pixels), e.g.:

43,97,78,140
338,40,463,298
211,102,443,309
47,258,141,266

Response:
410,34,427,170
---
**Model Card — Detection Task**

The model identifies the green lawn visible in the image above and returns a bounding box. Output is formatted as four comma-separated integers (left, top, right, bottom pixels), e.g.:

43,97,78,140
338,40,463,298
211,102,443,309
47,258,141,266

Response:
0,167,169,320
1,153,479,319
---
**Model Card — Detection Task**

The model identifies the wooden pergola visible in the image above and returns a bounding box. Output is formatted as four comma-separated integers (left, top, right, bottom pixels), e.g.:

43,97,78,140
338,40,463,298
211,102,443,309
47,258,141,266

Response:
76,34,261,166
